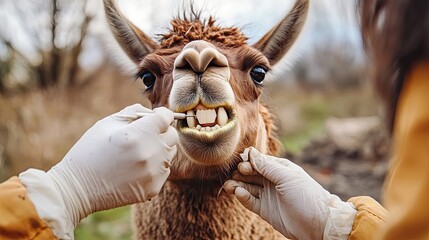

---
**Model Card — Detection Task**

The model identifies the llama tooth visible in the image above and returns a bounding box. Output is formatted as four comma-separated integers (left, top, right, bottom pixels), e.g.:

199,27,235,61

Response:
214,124,220,130
207,109,217,123
196,125,201,130
196,109,217,124
217,107,228,126
196,110,206,124
186,110,196,128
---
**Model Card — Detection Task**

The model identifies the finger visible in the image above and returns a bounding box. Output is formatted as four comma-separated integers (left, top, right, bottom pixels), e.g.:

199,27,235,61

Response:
245,146,293,168
133,107,174,133
240,147,251,161
231,171,263,186
251,149,302,173
110,104,153,122
222,180,262,198
160,126,179,147
235,187,261,214
160,160,172,173
238,162,259,176
165,145,177,163
271,156,294,168
248,147,292,186
144,168,170,201
116,103,152,116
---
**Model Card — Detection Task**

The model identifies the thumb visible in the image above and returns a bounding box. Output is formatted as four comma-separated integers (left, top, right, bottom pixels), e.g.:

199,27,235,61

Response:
132,107,174,133
235,187,261,214
248,147,289,186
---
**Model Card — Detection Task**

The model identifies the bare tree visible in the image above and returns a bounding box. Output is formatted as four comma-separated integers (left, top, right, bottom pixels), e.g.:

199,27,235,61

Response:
0,0,95,92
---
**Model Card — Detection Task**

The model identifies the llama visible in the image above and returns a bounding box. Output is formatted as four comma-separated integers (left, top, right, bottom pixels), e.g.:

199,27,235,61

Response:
103,0,309,239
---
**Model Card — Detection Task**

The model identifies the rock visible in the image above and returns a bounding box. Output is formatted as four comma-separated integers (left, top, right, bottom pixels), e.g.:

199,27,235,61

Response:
326,116,383,151
294,116,390,201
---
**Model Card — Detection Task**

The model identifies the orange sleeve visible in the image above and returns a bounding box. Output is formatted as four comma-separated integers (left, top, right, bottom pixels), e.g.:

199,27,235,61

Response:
347,196,388,240
0,176,57,240
347,62,429,240
380,61,429,239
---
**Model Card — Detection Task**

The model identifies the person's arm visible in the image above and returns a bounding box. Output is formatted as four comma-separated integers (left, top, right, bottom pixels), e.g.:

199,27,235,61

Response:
347,196,387,240
223,147,390,240
223,147,358,240
0,176,57,240
221,63,429,239
0,104,178,240
380,61,429,240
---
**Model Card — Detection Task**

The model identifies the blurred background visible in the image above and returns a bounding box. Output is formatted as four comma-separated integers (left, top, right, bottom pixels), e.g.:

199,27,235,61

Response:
0,0,388,239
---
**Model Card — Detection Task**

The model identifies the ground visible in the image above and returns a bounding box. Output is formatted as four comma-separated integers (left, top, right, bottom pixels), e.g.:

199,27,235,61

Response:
291,117,389,201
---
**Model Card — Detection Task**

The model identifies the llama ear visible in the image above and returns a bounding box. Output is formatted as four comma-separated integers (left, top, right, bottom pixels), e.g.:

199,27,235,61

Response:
252,0,309,66
103,0,158,64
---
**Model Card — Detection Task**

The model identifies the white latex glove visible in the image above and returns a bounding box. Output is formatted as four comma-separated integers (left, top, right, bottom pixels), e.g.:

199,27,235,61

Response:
19,104,178,239
223,147,357,240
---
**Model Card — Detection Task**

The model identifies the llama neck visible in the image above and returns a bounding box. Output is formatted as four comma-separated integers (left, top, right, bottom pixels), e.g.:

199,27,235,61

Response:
133,180,285,239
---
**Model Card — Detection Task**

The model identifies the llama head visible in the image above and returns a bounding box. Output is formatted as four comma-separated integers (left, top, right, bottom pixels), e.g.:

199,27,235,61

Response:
104,0,309,180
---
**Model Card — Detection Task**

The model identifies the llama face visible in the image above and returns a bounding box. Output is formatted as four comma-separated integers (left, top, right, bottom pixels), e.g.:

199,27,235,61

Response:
169,40,239,165
169,40,267,166
137,40,268,179
104,0,309,180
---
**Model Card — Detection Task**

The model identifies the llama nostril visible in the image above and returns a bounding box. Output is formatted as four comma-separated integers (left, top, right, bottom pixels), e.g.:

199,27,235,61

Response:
174,41,229,74
174,48,200,71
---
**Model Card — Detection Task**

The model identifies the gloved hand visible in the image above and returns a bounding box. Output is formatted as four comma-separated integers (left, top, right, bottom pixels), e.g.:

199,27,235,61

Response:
20,104,178,238
223,147,357,240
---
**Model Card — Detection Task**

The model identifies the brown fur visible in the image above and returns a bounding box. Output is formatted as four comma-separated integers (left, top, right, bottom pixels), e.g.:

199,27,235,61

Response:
259,104,282,155
132,101,284,239
253,0,309,65
161,17,248,49
134,180,285,240
103,0,308,239
132,41,286,240
139,45,280,181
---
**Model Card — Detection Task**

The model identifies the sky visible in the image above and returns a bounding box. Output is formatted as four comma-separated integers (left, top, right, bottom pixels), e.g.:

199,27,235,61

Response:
114,0,355,41
109,0,362,72
117,0,359,45
0,0,362,72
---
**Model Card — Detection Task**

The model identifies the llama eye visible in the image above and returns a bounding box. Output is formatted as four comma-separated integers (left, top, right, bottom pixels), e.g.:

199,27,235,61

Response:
139,71,156,89
250,66,266,85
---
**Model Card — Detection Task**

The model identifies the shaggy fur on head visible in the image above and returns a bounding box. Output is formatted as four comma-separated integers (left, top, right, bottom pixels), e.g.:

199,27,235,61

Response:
160,17,248,49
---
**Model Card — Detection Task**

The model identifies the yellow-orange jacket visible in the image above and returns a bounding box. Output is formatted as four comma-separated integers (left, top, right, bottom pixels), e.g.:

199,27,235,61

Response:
0,176,56,239
348,62,429,239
